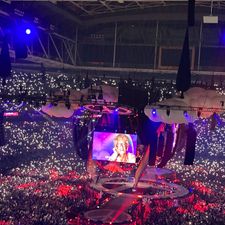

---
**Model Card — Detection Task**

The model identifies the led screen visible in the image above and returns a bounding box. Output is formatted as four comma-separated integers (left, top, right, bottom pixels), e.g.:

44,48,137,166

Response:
92,132,137,163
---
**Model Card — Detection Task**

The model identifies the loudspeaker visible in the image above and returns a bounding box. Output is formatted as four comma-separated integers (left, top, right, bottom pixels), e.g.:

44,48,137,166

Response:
188,0,195,26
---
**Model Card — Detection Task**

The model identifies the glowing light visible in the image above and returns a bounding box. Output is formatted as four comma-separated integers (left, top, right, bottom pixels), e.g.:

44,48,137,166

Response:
152,109,157,115
25,28,31,35
184,110,188,117
3,112,19,117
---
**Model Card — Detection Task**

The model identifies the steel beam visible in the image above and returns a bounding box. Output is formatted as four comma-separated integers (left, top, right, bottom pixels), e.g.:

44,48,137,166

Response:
100,1,114,12
154,21,159,69
70,1,92,15
113,22,118,67
75,27,78,66
197,22,203,70
38,37,49,59
10,61,225,78
49,33,63,62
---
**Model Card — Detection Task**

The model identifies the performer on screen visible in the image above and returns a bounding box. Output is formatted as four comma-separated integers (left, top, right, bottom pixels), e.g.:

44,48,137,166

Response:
108,134,135,163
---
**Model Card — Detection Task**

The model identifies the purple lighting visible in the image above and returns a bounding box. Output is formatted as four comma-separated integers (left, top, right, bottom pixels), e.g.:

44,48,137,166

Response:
184,111,188,117
152,109,156,115
4,112,19,117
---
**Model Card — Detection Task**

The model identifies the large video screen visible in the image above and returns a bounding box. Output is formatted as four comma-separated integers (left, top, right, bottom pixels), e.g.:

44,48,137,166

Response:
92,132,137,163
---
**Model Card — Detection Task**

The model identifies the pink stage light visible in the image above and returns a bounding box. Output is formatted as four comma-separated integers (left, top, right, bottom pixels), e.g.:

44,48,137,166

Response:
4,112,19,117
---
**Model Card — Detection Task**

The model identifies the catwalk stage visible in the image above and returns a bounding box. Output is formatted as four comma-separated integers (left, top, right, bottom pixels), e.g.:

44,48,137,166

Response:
84,167,189,224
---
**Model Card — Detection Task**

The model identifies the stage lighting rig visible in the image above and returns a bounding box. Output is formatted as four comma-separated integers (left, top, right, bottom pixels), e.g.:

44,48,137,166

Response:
152,109,157,115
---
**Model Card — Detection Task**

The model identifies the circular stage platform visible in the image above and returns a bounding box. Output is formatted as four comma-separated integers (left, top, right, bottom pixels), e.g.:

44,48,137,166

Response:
91,167,189,200
85,167,189,224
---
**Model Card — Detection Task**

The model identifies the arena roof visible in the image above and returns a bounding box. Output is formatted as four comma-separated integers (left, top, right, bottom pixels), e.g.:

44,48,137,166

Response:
1,1,225,78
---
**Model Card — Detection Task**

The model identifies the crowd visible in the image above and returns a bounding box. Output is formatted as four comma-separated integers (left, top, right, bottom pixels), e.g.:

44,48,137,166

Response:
0,116,224,225
0,71,224,224
0,173,102,225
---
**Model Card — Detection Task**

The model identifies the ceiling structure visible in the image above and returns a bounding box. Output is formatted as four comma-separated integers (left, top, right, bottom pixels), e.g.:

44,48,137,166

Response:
52,0,225,18
1,1,225,79
1,0,225,27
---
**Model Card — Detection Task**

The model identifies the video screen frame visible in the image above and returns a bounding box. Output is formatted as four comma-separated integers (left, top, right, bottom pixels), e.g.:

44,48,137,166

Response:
92,131,137,164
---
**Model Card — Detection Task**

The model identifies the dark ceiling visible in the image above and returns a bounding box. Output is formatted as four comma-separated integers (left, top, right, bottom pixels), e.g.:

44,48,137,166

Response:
1,1,225,77
1,1,225,33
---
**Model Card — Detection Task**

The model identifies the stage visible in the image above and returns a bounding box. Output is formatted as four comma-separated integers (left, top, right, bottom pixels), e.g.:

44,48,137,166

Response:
85,167,189,224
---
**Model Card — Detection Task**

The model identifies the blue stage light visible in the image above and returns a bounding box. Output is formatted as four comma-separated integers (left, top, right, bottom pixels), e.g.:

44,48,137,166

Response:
25,29,31,35
152,109,156,115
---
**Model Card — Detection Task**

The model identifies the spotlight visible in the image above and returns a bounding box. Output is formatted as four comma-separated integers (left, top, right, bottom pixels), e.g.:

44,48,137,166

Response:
152,109,156,115
166,108,170,116
183,111,188,117
25,28,31,35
